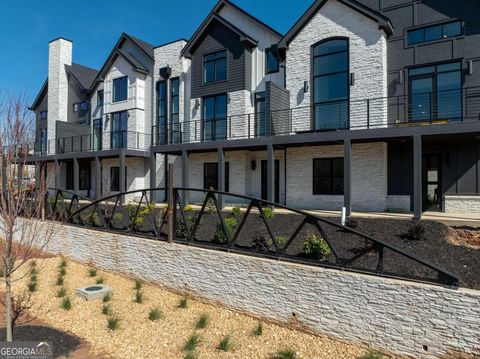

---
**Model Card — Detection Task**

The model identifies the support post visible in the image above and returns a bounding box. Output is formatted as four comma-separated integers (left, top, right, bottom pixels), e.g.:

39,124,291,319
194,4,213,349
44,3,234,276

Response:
217,148,225,209
267,144,275,204
182,150,189,205
167,163,174,242
73,157,79,193
149,151,156,204
54,159,61,189
413,135,422,220
40,163,46,221
344,139,352,216
163,155,168,202
95,157,101,200
119,149,126,205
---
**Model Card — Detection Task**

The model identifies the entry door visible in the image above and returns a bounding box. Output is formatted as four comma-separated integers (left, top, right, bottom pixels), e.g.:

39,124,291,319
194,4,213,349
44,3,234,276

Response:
410,75,434,122
422,154,442,211
261,160,279,203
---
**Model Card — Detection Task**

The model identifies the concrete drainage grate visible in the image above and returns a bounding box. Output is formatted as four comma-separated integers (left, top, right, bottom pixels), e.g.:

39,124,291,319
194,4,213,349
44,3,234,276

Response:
76,284,113,301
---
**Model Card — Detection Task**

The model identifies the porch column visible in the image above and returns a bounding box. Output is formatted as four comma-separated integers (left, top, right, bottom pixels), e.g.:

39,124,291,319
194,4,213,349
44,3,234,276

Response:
413,135,422,219
95,157,101,200
163,155,168,202
149,151,156,204
267,144,275,204
218,148,225,209
73,157,79,193
119,149,126,204
182,150,189,205
54,159,61,189
344,139,352,216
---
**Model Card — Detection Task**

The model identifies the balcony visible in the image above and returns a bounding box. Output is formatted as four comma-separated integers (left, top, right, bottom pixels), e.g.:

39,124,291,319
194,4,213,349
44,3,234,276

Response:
152,87,480,146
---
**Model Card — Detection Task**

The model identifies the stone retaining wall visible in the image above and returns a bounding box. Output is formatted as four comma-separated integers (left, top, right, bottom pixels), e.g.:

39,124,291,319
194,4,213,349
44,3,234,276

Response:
43,223,480,358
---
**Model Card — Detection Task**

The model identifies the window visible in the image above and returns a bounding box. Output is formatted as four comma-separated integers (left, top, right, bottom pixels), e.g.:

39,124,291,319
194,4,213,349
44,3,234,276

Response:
409,62,462,122
255,92,266,136
39,128,47,153
73,102,89,113
93,119,102,151
97,90,104,107
407,21,463,45
266,48,279,74
203,162,230,192
157,81,167,145
79,164,90,191
170,77,180,144
203,94,227,141
40,111,47,120
113,76,128,102
110,166,127,192
204,50,227,84
111,111,128,148
66,161,73,190
312,39,349,130
313,158,344,195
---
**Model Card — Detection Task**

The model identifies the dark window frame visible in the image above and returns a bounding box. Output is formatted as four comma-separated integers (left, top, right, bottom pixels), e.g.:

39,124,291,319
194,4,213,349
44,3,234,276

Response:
112,76,128,103
79,163,91,191
203,50,227,84
265,47,279,74
406,20,463,46
39,111,47,120
170,77,180,144
203,162,230,192
109,166,127,192
157,80,168,145
313,158,344,195
111,111,128,149
202,93,228,141
92,118,102,151
97,90,104,107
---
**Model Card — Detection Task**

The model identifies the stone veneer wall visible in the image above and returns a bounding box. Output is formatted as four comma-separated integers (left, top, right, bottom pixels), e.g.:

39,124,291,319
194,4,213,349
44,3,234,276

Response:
42,223,480,359
444,195,480,213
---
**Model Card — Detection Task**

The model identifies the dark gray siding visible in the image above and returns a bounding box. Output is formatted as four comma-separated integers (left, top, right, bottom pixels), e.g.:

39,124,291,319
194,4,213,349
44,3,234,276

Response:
190,20,250,99
266,81,290,135
387,140,413,196
56,121,90,139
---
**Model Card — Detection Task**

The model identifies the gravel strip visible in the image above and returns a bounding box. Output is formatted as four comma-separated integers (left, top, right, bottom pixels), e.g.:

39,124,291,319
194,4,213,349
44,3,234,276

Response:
11,257,399,359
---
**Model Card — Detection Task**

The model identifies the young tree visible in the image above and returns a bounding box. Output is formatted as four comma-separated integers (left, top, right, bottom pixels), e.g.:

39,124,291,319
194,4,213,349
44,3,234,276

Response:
0,93,54,341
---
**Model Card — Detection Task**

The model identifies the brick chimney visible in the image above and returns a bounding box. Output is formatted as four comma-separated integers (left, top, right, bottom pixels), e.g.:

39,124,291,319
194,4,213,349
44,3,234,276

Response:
47,37,72,149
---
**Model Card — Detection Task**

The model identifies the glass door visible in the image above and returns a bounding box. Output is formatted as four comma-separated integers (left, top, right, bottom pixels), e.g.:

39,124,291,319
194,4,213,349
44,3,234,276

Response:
255,92,266,137
111,111,127,149
423,154,442,212
261,160,280,203
410,75,434,122
93,119,102,151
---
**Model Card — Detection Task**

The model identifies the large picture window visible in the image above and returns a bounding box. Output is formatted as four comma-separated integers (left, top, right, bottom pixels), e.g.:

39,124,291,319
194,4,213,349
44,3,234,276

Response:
312,38,349,130
265,48,279,74
203,94,227,141
203,162,230,192
111,111,128,149
204,50,227,84
313,158,344,195
157,81,167,145
407,21,462,46
113,76,128,102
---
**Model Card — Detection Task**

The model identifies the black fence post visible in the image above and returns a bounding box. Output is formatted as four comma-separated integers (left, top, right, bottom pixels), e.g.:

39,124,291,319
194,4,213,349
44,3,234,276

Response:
167,163,174,242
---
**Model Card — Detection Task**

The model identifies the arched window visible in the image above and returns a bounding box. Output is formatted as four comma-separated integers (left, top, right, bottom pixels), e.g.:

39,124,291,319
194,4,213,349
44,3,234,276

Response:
312,38,349,130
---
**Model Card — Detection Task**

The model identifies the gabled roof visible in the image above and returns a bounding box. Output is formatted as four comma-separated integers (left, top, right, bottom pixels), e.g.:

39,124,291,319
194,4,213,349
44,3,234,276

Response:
88,33,154,92
29,79,48,111
181,13,258,59
278,0,394,49
65,63,98,90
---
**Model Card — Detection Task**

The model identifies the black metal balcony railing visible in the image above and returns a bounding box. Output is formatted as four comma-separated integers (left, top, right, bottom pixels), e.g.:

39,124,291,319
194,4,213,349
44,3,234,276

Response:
152,87,480,145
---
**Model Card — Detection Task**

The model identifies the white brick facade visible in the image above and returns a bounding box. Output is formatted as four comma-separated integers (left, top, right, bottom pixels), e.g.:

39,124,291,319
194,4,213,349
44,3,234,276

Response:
444,195,480,213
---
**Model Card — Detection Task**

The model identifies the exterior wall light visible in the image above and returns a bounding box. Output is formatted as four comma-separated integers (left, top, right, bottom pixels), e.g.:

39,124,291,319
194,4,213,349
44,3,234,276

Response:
467,60,474,76
304,80,309,93
195,99,200,109
350,73,355,86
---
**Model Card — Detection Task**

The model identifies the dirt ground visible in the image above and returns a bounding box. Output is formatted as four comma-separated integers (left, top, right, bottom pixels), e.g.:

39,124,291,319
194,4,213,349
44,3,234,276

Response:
7,257,397,359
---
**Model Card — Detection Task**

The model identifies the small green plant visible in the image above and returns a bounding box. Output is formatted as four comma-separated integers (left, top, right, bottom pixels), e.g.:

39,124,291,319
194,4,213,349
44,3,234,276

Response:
56,287,66,298
195,313,209,329
30,267,38,275
29,260,37,267
231,207,242,217
275,236,287,248
58,267,66,276
28,281,37,292
148,307,163,321
273,349,297,359
213,217,237,244
134,290,143,304
178,297,188,309
88,267,97,277
102,293,111,303
134,279,142,290
263,207,275,219
113,212,124,222
401,220,427,241
303,234,331,260
183,353,198,359
253,322,263,336
96,276,104,284
59,259,67,269
61,296,71,310
184,205,194,212
183,333,200,352
107,315,119,330
357,353,386,359
56,275,64,286
102,304,112,316
30,273,38,283
218,334,232,352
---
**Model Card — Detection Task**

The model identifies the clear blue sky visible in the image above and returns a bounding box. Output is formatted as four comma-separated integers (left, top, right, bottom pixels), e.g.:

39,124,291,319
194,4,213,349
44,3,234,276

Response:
0,0,312,104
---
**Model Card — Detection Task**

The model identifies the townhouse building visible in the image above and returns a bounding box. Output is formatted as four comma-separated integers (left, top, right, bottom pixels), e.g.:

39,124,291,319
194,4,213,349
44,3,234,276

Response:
30,0,480,217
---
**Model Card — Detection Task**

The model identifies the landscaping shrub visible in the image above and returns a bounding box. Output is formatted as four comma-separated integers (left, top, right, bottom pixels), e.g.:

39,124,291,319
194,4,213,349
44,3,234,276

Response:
183,333,200,352
107,315,119,330
30,273,38,283
273,349,297,359
218,334,233,352
96,276,105,284
303,234,331,260
345,218,359,229
102,293,111,303
27,281,37,292
275,236,287,248
231,207,242,217
56,287,66,298
58,267,66,276
134,279,142,290
178,297,188,309
61,297,71,310
59,259,67,269
126,203,155,230
30,267,38,276
134,290,143,304
88,267,97,277
253,322,263,336
29,260,37,267
263,207,275,219
148,307,163,321
195,313,209,329
56,275,64,286
176,215,198,241
213,217,237,244
401,220,427,241
102,304,112,316
184,205,194,213
252,234,271,252
113,212,124,222
183,353,198,359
